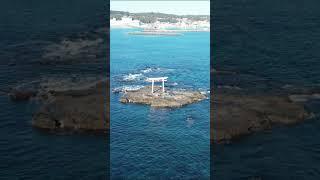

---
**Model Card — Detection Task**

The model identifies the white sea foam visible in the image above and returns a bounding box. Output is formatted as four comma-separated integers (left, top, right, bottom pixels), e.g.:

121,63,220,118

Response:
140,67,174,74
289,94,320,103
140,67,163,73
112,85,144,93
199,89,210,96
141,68,153,73
123,73,144,81
200,91,207,95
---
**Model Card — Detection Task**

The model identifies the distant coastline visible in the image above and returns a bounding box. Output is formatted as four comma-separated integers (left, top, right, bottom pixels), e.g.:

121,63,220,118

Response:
110,10,210,31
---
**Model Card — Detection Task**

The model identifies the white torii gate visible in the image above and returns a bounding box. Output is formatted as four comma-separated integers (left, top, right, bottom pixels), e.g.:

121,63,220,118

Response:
146,77,168,93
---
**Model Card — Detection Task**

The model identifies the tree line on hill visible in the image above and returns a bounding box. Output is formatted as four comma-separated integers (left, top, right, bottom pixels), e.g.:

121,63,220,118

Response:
110,10,210,24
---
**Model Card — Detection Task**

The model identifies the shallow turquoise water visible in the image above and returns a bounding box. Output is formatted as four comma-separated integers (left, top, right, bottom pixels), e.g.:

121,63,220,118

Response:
110,29,210,179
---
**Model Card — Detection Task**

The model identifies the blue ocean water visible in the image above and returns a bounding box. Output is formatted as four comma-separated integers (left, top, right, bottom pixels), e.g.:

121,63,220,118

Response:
4,0,320,179
110,29,210,179
0,1,107,179
213,0,320,179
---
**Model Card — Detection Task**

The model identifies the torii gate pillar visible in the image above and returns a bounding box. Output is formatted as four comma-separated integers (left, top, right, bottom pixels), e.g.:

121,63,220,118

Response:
146,77,168,94
162,79,165,92
151,80,154,93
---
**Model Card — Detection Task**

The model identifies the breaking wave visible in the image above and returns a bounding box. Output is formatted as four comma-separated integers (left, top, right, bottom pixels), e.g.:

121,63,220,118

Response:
112,85,144,93
140,67,154,73
140,67,174,74
122,73,144,81
119,66,176,83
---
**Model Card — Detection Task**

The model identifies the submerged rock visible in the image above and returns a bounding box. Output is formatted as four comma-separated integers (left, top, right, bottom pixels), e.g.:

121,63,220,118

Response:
8,83,39,101
119,86,207,108
39,37,106,65
9,89,37,101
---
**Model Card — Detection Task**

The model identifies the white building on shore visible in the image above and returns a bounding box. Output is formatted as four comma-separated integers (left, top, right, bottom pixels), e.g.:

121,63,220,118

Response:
110,16,141,28
110,16,210,31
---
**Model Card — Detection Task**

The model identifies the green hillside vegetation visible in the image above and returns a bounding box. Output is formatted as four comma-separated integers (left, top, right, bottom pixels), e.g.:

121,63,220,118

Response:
110,10,209,23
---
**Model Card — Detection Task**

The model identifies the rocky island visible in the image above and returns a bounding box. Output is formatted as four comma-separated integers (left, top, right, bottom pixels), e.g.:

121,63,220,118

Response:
9,79,109,133
7,78,316,143
120,86,207,108
32,80,108,133
212,90,312,144
6,67,316,144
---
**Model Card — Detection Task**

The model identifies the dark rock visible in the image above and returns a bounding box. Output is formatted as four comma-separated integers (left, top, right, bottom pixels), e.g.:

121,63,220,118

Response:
32,80,109,133
9,89,37,101
212,92,311,143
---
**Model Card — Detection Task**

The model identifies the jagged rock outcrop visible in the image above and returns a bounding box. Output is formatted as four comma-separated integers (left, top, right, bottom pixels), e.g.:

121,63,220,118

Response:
32,81,109,133
212,92,311,143
120,86,207,108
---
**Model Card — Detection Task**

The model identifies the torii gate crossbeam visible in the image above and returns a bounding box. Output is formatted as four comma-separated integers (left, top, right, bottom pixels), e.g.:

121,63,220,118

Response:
146,77,168,93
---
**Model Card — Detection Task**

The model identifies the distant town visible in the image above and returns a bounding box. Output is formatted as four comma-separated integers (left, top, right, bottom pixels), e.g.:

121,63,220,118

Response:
110,10,210,31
